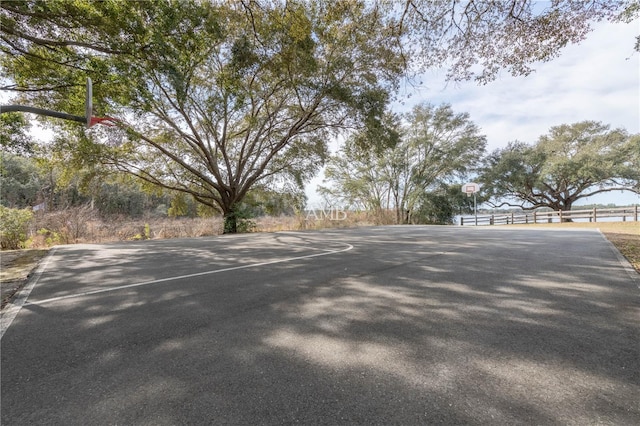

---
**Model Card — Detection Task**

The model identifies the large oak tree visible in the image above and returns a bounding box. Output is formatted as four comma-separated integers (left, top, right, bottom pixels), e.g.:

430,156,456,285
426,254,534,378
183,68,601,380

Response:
480,121,640,212
1,0,404,232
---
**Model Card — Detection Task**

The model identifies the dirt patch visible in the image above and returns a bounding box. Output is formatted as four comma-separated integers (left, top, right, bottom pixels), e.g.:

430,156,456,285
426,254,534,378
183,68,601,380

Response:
1,249,49,309
602,231,640,273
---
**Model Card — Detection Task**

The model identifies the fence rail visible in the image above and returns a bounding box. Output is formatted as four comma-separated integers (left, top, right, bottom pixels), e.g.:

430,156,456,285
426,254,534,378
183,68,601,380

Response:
460,206,639,226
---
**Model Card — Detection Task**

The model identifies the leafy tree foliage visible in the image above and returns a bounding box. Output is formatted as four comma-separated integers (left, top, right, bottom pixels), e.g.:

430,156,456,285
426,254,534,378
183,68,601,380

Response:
414,184,476,225
1,0,637,233
1,0,404,232
391,0,638,83
0,113,34,155
0,152,44,207
480,121,640,212
321,103,486,224
0,205,33,249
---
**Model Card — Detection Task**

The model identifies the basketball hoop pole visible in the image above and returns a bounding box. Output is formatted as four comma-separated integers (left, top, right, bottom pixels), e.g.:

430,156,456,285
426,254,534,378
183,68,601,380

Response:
474,192,477,226
0,78,116,127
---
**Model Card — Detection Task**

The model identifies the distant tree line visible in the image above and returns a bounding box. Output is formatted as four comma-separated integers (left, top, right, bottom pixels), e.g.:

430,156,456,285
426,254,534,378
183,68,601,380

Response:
3,113,639,226
0,151,304,219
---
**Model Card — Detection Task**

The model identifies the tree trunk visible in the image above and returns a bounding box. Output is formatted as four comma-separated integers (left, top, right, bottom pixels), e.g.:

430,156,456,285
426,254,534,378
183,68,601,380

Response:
223,209,238,234
560,200,573,222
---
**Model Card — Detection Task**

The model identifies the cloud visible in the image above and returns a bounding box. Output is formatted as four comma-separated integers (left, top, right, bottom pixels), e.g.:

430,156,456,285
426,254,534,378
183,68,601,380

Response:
310,19,640,205
401,19,640,151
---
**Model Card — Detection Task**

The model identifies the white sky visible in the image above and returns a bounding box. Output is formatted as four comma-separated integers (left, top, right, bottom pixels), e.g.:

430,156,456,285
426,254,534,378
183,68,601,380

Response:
307,19,640,207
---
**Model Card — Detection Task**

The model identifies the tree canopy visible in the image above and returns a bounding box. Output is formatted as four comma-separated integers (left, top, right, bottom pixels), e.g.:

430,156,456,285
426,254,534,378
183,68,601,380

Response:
0,112,33,155
1,0,638,231
391,0,638,83
320,103,486,224
1,0,406,231
480,121,640,211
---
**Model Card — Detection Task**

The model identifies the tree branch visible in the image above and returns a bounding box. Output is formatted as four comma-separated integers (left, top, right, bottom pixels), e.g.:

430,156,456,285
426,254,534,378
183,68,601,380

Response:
1,21,128,55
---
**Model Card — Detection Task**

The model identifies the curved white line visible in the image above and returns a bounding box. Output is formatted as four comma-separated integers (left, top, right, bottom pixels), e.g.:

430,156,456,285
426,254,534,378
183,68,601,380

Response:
25,243,354,307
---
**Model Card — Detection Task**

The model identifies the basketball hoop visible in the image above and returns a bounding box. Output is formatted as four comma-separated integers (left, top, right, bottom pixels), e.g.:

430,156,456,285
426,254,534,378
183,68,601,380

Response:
89,116,119,127
462,182,480,225
462,182,480,196
1,77,122,133
86,117,127,146
85,78,121,129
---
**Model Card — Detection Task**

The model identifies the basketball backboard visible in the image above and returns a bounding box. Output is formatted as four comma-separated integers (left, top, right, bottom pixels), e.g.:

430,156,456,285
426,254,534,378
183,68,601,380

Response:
462,182,480,194
85,77,93,128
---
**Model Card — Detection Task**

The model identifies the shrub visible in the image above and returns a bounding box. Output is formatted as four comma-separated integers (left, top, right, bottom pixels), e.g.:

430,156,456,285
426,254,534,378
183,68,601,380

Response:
35,228,64,246
0,205,33,249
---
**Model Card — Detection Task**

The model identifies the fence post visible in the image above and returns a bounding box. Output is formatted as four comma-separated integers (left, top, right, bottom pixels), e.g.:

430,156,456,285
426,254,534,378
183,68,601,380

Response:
559,209,563,223
533,211,536,224
490,215,494,225
635,205,638,222
593,207,597,223
460,217,464,226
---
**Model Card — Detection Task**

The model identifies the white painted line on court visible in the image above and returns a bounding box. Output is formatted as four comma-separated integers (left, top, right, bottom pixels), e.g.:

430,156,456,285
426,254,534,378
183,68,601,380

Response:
280,244,339,252
24,243,354,307
1,247,58,340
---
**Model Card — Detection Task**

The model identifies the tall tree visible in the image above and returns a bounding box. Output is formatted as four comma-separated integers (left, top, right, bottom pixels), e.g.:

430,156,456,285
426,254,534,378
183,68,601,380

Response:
321,103,486,224
480,121,640,212
319,112,400,213
1,0,404,232
386,103,486,223
319,136,393,213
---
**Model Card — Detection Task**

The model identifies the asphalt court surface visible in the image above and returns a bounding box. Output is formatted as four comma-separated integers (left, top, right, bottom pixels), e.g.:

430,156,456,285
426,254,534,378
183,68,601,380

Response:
16,232,354,306
2,226,639,425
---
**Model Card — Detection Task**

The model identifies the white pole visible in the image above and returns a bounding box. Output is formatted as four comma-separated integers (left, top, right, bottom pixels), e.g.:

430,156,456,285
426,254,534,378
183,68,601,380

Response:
474,192,477,226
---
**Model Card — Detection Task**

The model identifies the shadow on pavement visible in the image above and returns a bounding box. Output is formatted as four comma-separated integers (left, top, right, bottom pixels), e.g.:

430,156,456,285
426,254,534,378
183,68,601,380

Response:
2,227,638,424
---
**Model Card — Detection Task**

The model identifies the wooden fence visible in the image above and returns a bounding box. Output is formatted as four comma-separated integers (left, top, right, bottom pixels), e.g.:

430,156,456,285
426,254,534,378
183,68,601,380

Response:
460,206,639,226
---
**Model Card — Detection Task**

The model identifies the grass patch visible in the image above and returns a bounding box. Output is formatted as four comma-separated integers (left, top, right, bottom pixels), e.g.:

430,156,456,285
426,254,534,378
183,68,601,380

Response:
1,249,49,282
1,249,49,309
599,223,640,274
